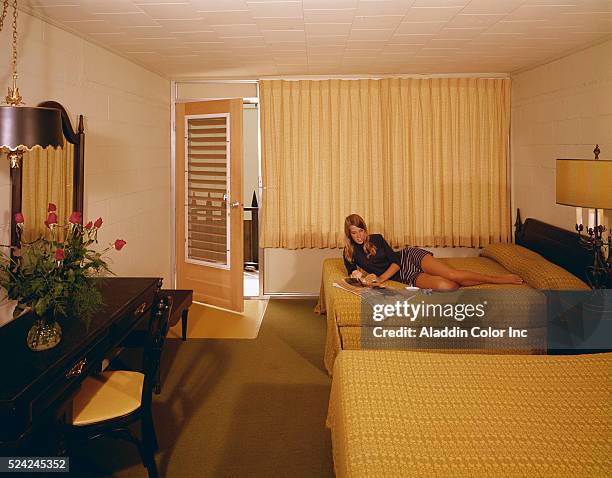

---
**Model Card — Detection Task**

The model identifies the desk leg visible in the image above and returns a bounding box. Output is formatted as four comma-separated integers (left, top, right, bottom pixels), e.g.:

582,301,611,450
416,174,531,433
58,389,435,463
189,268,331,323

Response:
181,309,189,341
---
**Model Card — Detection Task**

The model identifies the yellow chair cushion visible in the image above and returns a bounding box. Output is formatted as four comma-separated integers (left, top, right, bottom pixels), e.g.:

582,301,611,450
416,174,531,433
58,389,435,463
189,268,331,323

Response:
71,370,144,426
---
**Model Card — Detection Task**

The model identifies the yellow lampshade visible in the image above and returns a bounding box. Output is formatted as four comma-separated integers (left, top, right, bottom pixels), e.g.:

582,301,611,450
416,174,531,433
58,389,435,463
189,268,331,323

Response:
556,159,612,209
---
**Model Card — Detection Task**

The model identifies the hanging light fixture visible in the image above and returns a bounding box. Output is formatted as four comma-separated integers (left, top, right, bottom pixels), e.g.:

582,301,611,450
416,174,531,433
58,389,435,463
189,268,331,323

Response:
0,0,62,169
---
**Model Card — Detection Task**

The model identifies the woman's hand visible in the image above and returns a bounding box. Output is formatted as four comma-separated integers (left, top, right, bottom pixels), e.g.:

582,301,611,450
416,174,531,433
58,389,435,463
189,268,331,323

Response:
363,273,378,284
350,270,363,279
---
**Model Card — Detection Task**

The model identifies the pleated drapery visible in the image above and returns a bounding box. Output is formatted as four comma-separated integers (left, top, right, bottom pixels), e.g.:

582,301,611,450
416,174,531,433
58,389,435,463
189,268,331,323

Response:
259,78,511,249
21,141,74,242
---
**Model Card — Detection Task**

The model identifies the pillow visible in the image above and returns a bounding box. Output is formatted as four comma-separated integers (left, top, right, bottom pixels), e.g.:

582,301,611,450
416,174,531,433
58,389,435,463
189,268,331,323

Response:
481,243,590,290
481,243,543,267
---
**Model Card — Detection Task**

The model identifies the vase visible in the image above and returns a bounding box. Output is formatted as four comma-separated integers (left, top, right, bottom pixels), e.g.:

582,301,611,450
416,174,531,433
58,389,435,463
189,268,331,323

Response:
27,315,62,351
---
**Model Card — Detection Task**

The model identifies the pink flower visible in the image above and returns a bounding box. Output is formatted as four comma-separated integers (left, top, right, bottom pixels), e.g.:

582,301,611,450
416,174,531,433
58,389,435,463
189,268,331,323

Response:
114,239,126,251
44,212,58,228
94,217,103,228
69,211,82,224
14,212,24,224
85,221,93,230
55,248,65,261
47,203,57,212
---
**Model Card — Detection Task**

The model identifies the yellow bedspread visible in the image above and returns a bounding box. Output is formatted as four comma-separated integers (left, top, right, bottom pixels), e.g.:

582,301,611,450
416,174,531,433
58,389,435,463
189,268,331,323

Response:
317,255,529,373
327,350,612,478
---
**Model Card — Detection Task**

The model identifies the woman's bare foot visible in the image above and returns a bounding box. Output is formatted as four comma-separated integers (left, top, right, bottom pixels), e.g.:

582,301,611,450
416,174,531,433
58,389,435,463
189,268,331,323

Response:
493,274,524,285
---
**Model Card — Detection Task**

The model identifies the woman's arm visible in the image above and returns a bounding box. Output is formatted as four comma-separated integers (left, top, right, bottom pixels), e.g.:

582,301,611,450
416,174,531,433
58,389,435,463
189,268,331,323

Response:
365,263,400,284
343,255,359,276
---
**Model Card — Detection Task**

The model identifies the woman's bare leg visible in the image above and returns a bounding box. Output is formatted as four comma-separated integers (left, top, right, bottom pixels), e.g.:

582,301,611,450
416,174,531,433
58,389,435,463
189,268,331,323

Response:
420,255,523,286
414,273,459,291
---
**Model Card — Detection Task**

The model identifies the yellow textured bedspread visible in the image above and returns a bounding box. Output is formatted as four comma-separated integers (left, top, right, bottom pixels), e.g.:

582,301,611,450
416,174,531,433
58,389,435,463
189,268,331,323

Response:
327,350,612,478
317,255,530,373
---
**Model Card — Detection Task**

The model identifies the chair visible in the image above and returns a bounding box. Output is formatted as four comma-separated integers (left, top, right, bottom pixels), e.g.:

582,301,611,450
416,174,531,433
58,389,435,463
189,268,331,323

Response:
64,295,173,478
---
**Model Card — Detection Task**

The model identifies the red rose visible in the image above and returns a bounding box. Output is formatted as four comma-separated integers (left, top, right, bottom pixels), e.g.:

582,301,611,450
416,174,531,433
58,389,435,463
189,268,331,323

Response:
69,211,82,224
44,212,58,227
114,239,126,251
14,212,24,224
47,203,57,212
55,248,65,261
94,217,103,228
85,221,93,230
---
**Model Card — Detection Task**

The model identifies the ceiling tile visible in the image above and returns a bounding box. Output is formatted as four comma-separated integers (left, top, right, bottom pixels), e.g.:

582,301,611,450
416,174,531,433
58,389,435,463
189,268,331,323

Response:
460,0,527,15
348,29,395,41
209,24,262,36
306,35,348,45
305,23,352,36
190,1,249,9
247,1,304,18
93,12,159,27
354,1,415,16
403,6,463,22
389,33,435,44
172,31,221,41
262,29,306,42
268,41,308,50
155,19,209,32
255,17,306,30
396,22,446,34
136,3,200,19
303,9,356,23
448,14,507,28
303,0,358,9
346,40,389,49
352,15,404,29
83,1,143,15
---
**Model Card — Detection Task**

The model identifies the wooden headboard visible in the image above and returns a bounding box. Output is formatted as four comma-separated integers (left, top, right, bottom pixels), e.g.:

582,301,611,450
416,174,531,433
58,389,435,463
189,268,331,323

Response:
514,210,593,286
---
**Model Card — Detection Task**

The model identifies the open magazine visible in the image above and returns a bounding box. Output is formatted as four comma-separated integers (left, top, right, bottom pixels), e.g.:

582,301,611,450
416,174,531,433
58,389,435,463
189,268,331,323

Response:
333,277,386,296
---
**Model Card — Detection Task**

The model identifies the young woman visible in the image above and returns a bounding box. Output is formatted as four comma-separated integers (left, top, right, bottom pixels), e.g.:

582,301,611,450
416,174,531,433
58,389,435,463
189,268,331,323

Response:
343,214,523,290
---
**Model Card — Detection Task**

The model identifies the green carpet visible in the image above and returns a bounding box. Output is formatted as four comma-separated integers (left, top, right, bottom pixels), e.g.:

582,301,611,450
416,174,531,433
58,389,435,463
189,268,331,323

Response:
70,299,334,477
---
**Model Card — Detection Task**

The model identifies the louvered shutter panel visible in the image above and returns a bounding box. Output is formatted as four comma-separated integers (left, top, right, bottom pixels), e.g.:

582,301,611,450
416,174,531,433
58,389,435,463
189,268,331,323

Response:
185,114,229,266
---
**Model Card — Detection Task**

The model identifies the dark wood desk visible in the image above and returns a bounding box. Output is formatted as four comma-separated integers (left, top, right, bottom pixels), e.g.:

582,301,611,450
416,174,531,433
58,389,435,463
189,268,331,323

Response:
0,277,162,454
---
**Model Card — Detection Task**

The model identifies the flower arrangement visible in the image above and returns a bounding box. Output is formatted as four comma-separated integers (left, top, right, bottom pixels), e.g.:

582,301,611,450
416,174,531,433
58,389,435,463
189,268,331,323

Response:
0,203,126,321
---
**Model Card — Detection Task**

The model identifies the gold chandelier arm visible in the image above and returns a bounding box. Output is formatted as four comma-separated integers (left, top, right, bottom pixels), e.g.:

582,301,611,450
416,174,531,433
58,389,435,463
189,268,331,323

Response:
0,1,8,32
11,0,17,76
5,0,22,106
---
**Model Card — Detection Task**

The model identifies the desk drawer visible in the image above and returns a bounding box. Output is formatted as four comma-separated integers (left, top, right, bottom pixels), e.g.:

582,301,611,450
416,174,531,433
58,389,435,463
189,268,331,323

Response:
31,335,111,421
112,284,160,342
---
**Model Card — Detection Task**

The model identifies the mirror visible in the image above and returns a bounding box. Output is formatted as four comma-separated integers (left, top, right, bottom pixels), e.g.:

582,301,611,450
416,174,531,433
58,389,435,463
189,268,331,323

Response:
10,101,84,246
20,140,74,241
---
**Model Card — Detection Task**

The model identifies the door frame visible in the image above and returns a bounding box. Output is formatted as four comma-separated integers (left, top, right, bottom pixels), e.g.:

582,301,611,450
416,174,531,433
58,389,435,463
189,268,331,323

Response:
170,80,264,298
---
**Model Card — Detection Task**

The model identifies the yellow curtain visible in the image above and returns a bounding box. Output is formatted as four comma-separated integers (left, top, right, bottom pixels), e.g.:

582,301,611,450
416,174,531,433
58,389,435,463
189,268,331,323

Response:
21,141,74,242
259,78,511,249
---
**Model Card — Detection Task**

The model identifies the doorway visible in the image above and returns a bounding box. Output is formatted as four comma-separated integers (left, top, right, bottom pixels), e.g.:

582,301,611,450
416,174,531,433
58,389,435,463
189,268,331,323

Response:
243,103,260,298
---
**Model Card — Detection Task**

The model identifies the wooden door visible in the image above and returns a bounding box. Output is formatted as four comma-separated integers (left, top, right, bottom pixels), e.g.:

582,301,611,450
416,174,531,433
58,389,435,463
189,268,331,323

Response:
176,99,244,312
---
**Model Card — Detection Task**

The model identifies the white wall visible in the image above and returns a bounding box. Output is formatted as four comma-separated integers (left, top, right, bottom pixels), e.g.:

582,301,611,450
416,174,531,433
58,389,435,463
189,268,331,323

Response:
264,247,481,295
0,12,172,284
511,40,612,230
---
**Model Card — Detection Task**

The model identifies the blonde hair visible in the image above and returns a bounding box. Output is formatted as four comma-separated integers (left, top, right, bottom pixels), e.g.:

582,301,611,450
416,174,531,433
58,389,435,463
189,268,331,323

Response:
343,214,377,263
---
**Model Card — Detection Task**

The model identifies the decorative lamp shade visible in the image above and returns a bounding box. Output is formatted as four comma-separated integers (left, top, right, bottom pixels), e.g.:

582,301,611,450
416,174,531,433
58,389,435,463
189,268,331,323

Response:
556,159,612,209
0,105,63,151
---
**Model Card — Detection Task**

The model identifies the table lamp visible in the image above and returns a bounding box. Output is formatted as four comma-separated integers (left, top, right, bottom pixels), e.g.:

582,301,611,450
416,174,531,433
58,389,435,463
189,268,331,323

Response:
556,148,611,288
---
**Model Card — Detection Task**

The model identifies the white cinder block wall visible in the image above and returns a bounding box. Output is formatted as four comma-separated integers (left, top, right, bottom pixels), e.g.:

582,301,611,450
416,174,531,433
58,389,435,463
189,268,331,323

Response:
511,39,612,231
0,12,172,284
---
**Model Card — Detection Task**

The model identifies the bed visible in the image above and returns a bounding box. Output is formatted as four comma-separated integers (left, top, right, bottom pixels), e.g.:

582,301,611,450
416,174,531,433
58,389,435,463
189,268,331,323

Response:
317,216,592,374
327,349,611,478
